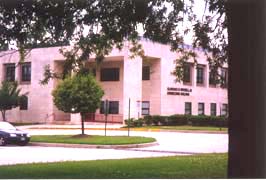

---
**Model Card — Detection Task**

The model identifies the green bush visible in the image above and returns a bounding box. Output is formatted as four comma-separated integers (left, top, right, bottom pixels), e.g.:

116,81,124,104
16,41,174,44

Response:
125,118,144,127
167,115,189,125
189,115,228,127
143,115,152,126
127,115,228,128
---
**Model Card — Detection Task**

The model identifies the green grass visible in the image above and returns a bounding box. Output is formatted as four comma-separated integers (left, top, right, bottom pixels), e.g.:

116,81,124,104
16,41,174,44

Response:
127,125,228,132
0,153,227,179
31,135,156,145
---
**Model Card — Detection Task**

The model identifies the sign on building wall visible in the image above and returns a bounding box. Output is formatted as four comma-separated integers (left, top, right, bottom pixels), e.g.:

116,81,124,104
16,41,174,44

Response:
167,87,192,96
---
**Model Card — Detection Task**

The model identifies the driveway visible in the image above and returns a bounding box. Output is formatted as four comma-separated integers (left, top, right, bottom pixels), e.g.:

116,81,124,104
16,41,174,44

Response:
0,125,228,166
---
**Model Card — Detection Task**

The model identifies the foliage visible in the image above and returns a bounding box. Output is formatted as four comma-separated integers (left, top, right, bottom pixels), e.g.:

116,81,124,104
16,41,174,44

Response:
31,135,155,145
0,81,22,121
52,74,103,114
125,118,144,127
0,154,228,179
52,74,104,134
138,114,227,127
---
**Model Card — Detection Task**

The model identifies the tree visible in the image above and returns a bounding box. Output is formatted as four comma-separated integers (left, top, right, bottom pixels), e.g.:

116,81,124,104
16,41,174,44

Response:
52,74,104,135
0,81,21,122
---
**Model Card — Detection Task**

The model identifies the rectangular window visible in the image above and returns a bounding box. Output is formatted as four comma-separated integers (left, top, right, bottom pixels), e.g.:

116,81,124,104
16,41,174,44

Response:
185,102,192,115
21,62,31,82
142,66,150,80
100,101,119,114
221,68,228,88
109,101,119,114
210,103,217,116
141,101,150,115
20,95,28,110
209,69,217,86
221,103,228,116
4,63,15,82
198,103,205,115
100,68,119,81
90,68,96,77
197,66,204,85
183,64,191,83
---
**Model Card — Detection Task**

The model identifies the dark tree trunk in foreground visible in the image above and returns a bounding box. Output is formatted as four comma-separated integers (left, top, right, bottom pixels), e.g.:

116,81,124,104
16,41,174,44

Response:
227,0,266,178
1,111,6,121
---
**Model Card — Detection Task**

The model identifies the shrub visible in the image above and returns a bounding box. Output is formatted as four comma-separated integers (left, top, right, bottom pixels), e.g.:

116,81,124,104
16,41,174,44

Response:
151,115,161,126
143,115,152,126
167,115,189,125
189,115,228,127
125,118,144,127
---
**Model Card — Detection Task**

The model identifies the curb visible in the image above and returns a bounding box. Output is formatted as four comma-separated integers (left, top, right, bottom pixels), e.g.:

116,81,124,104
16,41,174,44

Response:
29,141,159,149
27,127,227,134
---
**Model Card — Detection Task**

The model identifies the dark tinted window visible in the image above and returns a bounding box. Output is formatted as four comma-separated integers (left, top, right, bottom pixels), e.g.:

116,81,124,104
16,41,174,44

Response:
100,68,119,81
210,103,216,116
185,102,192,115
5,64,15,82
183,64,191,83
197,66,204,84
20,95,28,110
198,103,205,115
141,101,150,115
142,66,150,80
21,63,31,82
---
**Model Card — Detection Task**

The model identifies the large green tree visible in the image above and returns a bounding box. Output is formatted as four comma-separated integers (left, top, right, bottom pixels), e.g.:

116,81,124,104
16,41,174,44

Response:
52,74,104,135
0,81,22,122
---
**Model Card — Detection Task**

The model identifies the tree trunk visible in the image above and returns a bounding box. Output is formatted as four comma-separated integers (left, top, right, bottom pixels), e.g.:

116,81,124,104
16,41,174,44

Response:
81,113,85,135
227,0,266,178
1,110,6,121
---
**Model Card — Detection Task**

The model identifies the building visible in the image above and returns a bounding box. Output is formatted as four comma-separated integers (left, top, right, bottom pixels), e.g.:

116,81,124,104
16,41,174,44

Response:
0,39,228,124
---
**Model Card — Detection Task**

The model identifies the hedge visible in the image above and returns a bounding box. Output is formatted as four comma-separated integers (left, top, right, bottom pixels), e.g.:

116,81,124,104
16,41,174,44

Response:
133,115,229,127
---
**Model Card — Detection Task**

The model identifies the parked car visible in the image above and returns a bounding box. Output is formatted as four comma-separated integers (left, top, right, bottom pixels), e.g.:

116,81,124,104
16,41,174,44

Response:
0,122,30,146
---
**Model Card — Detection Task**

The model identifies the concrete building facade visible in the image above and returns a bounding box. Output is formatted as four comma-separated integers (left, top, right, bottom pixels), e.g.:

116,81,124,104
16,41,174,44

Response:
0,39,228,124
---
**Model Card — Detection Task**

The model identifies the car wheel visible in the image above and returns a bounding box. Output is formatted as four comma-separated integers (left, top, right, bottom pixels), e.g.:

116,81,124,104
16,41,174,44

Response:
0,137,6,146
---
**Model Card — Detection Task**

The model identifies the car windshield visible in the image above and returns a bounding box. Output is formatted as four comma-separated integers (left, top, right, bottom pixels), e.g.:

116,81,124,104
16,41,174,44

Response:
0,122,17,130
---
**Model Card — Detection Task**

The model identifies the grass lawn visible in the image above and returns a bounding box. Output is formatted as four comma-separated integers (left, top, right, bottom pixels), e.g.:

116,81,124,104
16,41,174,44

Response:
0,153,227,179
31,135,156,145
126,125,228,132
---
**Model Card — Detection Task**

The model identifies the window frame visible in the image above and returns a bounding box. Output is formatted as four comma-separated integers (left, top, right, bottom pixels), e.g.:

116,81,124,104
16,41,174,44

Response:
185,102,192,115
141,101,150,115
221,103,228,116
142,66,150,80
196,65,204,85
100,68,120,81
20,62,31,82
210,103,217,116
198,102,205,115
183,63,192,84
221,68,228,88
4,63,16,82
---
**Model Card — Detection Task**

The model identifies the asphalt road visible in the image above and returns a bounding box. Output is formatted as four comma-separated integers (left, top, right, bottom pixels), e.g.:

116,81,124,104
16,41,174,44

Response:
0,127,228,166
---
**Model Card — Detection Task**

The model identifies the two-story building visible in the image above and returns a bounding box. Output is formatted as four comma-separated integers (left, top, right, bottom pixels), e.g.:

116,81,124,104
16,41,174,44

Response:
0,39,228,124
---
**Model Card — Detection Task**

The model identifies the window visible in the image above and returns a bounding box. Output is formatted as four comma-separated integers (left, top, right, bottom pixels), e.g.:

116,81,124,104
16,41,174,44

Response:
92,68,96,77
100,101,119,114
141,101,150,115
209,69,217,86
198,103,205,115
183,64,191,83
210,103,217,116
197,66,204,85
221,104,228,116
221,68,228,88
185,102,192,115
109,101,119,114
100,68,119,81
20,95,28,110
142,66,150,80
21,62,31,82
4,64,15,82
